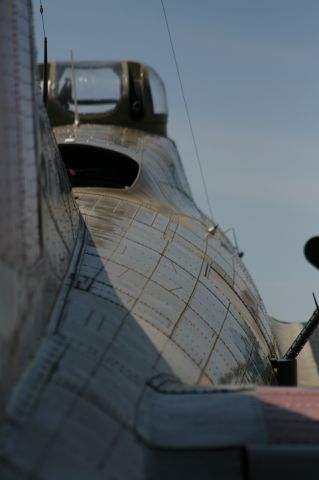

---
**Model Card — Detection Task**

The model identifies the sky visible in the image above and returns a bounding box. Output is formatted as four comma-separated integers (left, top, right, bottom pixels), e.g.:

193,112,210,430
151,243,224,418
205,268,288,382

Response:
32,1,319,323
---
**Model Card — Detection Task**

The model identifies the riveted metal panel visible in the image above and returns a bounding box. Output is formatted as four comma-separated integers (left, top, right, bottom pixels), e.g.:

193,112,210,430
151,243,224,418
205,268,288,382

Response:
245,345,276,385
59,289,127,344
83,222,122,259
165,234,203,278
111,238,160,276
233,271,260,321
0,0,39,268
75,191,119,216
172,308,217,368
200,263,230,308
77,195,138,221
204,268,272,358
224,306,275,384
90,280,136,310
160,339,201,384
258,308,274,348
176,221,206,251
134,317,168,353
205,254,235,287
132,280,186,335
112,200,139,219
135,206,157,225
126,219,168,253
145,135,193,200
228,304,270,358
227,305,257,344
38,398,120,476
152,256,196,302
0,0,82,415
105,268,148,301
84,262,147,313
56,344,104,389
152,213,170,232
77,250,106,280
87,343,146,427
206,239,235,283
6,335,68,423
205,338,243,384
101,316,161,379
219,311,253,372
152,181,199,217
31,383,79,435
85,211,130,241
93,258,128,278
233,257,274,348
189,281,228,332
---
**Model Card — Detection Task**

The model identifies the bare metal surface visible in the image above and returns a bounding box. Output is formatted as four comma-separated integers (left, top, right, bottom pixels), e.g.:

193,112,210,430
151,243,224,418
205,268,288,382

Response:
0,0,79,411
0,0,40,268
0,121,277,477
2,1,319,479
53,122,276,387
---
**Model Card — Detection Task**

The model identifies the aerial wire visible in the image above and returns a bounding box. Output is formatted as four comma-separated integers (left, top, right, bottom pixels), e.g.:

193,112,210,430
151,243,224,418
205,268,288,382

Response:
160,0,215,222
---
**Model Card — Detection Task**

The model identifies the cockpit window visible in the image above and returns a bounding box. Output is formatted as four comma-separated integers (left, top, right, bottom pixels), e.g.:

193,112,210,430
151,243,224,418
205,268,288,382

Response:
57,64,121,114
59,144,139,189
148,67,168,115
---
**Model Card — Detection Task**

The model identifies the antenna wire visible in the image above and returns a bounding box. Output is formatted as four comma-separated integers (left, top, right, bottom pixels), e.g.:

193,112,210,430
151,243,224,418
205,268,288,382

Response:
160,0,215,221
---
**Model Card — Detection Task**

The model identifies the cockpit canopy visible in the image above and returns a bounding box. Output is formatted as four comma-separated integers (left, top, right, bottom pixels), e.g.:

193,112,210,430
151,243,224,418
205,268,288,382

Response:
40,61,168,135
57,63,122,115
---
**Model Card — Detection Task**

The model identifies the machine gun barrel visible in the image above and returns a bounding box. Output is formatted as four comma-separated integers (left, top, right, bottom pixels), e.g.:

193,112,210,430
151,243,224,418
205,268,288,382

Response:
284,305,319,360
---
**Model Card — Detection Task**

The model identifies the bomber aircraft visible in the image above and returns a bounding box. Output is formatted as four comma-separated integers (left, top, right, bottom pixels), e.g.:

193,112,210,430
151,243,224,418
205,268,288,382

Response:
1,1,319,479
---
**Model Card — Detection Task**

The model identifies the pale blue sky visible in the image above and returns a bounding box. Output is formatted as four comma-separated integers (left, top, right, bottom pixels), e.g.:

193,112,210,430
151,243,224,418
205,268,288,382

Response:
33,1,319,322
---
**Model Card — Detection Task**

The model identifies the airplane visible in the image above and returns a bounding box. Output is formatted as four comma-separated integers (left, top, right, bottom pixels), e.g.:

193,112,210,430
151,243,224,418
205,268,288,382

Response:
1,1,319,479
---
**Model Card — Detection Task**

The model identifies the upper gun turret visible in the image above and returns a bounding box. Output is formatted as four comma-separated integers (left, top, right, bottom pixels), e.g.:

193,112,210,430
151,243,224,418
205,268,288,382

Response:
39,61,168,136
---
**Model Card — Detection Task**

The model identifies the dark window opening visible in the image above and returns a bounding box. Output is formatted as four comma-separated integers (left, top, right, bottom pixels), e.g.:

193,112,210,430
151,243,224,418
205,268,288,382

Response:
59,144,139,188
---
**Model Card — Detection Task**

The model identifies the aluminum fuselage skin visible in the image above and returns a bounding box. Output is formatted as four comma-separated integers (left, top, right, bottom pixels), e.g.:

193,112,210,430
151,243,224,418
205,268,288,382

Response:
0,2,290,477
54,122,277,388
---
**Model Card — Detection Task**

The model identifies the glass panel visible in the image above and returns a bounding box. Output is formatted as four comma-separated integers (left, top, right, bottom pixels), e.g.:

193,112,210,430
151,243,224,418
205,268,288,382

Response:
57,64,121,114
148,67,168,114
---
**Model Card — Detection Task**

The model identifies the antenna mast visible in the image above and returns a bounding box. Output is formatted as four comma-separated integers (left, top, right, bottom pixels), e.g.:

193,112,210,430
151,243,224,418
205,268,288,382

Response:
70,49,80,126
